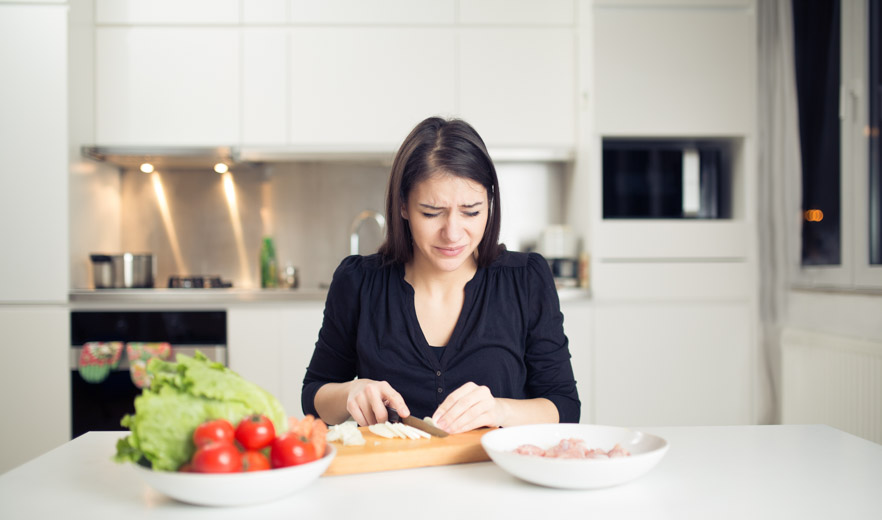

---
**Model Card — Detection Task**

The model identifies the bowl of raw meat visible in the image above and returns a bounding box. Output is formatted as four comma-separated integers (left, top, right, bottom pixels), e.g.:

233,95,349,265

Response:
480,424,669,489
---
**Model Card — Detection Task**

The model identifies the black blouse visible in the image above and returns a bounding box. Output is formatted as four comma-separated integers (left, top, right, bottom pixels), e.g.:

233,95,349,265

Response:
301,250,580,423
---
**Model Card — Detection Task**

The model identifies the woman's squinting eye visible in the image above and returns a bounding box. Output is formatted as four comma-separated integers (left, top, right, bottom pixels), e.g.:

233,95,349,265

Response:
421,212,441,218
463,210,481,217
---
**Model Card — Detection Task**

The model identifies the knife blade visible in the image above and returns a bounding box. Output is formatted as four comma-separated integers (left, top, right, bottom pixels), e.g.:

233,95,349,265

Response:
385,406,449,438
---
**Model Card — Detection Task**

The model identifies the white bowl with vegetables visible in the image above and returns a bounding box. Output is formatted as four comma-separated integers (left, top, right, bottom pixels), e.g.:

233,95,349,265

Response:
132,445,335,507
115,353,334,506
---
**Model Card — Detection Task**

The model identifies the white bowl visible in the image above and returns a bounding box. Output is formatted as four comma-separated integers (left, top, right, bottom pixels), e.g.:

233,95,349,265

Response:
481,424,668,489
132,445,336,506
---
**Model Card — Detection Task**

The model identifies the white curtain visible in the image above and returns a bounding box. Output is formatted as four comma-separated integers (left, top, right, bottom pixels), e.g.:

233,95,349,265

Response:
756,0,804,424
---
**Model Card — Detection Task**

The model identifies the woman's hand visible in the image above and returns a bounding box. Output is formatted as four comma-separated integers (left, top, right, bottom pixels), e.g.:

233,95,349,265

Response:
431,382,503,434
345,379,409,427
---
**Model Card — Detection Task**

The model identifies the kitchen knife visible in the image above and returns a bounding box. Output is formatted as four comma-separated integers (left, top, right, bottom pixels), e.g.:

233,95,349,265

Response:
386,406,449,438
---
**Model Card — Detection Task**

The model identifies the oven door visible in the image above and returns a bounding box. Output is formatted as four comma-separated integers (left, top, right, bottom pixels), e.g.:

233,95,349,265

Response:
69,345,226,439
69,310,227,439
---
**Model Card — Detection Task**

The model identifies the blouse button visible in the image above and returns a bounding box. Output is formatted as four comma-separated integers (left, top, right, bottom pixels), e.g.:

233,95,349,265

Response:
436,370,442,376
437,387,443,393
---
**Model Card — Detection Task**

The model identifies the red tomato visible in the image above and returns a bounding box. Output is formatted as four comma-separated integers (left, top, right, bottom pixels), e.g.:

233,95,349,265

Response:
241,450,271,472
193,419,236,448
192,442,243,473
270,433,318,468
235,414,276,450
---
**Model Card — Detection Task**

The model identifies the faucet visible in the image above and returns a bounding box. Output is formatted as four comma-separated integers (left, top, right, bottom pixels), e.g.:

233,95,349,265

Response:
349,210,386,256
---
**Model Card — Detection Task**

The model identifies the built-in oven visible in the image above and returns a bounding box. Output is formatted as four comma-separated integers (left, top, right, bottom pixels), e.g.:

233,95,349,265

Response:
69,310,226,439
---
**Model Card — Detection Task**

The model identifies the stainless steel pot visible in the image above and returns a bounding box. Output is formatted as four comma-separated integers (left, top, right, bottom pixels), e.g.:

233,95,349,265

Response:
90,253,155,289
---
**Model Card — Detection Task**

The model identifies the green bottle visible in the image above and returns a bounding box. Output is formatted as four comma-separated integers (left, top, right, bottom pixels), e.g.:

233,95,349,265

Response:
260,236,278,288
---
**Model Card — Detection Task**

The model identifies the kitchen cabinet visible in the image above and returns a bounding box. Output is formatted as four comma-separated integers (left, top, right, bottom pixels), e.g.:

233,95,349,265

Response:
242,28,288,146
593,3,755,136
0,3,68,303
593,301,752,426
458,0,575,25
95,0,240,24
95,27,240,146
458,28,576,148
288,0,455,25
559,298,593,424
228,303,323,418
288,28,457,149
0,306,69,474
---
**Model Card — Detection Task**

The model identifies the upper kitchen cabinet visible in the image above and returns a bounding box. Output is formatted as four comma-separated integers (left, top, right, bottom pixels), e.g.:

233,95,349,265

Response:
288,28,457,149
458,0,575,25
95,0,240,24
0,3,68,303
593,3,755,136
95,27,240,146
242,28,288,146
289,0,455,25
459,28,576,148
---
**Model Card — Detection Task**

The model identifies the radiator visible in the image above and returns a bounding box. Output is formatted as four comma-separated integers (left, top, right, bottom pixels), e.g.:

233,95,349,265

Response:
781,328,882,444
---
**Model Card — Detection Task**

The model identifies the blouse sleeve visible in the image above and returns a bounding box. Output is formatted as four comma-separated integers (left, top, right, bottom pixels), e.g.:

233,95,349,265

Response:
524,253,581,423
301,256,363,416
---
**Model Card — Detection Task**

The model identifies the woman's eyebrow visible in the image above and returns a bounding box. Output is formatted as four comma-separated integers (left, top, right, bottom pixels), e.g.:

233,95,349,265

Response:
418,201,484,210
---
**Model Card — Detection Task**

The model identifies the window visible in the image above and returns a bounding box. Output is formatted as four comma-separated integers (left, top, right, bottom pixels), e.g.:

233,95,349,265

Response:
870,0,881,266
792,0,882,288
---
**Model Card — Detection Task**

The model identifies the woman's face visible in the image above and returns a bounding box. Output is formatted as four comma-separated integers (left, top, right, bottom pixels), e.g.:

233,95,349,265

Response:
402,172,489,274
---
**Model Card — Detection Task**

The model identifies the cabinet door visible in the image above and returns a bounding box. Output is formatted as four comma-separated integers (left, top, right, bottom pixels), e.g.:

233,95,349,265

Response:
228,307,285,408
228,304,325,418
95,27,240,146
242,28,288,146
95,0,240,24
458,0,575,25
0,307,69,474
459,28,576,147
278,304,325,417
289,0,455,24
594,6,754,135
289,28,456,149
0,4,68,303
560,299,593,424
593,302,752,426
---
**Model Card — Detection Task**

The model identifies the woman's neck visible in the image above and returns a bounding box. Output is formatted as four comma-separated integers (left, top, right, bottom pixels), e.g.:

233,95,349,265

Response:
404,256,477,297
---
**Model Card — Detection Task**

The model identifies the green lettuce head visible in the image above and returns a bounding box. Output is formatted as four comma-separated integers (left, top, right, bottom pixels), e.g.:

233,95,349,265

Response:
114,351,287,471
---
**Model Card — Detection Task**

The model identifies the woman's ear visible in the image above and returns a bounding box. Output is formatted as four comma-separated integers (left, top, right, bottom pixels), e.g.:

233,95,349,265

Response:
400,203,408,220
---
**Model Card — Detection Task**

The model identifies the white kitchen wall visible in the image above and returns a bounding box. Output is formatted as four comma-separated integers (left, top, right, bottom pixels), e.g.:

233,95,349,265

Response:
106,161,567,290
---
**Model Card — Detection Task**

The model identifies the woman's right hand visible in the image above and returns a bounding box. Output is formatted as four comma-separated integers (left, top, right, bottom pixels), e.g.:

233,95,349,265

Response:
346,379,410,426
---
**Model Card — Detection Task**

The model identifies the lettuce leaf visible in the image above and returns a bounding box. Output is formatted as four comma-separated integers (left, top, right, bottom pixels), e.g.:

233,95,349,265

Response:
114,352,287,471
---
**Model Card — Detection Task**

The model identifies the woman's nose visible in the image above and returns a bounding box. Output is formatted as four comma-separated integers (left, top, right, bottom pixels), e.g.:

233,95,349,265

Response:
441,214,463,241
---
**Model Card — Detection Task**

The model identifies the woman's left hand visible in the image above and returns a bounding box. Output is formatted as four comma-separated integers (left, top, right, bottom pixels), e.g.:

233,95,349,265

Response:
431,382,503,434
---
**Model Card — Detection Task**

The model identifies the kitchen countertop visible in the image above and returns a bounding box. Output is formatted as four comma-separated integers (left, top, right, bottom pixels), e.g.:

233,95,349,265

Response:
69,287,591,305
1,425,879,519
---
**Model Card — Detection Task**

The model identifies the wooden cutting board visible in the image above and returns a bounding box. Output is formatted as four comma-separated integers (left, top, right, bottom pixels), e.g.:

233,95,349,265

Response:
323,427,492,476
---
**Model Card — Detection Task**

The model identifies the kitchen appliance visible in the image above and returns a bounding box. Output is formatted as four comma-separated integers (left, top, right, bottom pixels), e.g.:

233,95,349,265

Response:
537,225,580,287
70,310,227,439
168,275,233,289
602,139,731,219
90,253,155,289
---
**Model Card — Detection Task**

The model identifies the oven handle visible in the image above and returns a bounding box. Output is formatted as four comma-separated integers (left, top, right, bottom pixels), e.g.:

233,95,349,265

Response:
69,345,227,371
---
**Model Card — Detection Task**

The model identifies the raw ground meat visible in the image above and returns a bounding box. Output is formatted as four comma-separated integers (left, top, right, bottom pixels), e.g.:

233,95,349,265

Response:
514,438,631,459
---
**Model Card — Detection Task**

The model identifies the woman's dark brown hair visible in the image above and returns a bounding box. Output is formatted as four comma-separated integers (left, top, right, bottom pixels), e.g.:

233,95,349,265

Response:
378,116,504,267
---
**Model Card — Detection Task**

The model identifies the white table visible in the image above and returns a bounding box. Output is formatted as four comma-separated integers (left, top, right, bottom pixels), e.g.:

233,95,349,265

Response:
1,425,880,519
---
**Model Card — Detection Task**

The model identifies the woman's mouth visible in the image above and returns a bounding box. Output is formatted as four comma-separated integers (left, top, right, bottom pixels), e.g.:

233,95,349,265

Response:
436,246,466,257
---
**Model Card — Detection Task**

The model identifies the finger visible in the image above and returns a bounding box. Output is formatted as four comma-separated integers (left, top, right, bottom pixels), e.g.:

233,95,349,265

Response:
440,385,495,433
446,398,495,434
383,391,410,418
432,382,476,424
347,397,368,426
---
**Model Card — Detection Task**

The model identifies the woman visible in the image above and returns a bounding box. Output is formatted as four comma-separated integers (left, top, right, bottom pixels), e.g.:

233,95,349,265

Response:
302,116,579,434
